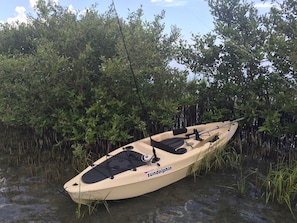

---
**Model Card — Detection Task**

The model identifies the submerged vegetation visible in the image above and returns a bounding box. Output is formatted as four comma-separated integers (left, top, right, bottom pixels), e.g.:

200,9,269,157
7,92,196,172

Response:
0,0,296,218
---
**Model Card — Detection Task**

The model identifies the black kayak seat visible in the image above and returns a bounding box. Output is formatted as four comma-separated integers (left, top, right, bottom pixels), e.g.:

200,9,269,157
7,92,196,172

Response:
173,127,187,135
151,138,187,155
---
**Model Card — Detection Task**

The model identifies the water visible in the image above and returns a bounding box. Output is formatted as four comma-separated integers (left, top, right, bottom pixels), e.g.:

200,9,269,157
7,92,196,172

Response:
0,153,296,223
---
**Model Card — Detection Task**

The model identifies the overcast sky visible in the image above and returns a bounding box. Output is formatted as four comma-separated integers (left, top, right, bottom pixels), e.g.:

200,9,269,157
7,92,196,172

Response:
0,0,274,39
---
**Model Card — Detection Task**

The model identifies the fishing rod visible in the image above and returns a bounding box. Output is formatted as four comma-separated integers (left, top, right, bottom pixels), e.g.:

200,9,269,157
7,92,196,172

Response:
111,0,160,162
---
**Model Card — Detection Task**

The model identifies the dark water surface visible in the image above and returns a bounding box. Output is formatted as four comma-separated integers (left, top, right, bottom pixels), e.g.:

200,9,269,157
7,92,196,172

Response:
0,153,296,223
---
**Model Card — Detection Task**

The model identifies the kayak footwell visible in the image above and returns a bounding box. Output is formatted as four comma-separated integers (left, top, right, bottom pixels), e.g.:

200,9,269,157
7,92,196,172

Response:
82,150,146,184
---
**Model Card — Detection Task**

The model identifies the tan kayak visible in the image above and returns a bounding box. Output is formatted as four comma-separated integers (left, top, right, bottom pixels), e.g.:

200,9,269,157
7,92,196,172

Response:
64,119,240,204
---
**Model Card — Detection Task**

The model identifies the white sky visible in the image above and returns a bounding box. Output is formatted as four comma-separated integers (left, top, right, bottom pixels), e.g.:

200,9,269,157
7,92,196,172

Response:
0,0,274,38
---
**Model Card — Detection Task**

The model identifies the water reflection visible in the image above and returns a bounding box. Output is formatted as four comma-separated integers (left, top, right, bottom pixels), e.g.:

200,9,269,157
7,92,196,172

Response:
0,158,296,223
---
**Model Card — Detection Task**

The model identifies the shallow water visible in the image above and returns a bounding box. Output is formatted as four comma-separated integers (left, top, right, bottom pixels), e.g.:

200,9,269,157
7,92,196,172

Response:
0,154,296,223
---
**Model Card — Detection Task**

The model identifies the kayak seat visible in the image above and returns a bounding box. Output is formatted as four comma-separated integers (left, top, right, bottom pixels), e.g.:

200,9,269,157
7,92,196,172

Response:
151,138,187,154
173,127,187,135
161,138,185,148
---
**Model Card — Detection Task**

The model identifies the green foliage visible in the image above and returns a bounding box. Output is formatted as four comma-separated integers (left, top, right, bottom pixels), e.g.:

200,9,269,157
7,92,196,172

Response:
177,0,296,136
0,0,296,158
0,1,187,153
99,7,186,133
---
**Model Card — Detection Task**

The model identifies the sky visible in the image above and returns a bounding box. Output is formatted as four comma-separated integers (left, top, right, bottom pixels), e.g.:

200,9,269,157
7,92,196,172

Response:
0,0,274,40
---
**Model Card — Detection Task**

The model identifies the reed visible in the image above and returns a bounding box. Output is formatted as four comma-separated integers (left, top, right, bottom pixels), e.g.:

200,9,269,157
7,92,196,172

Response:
227,143,249,196
87,200,110,215
191,140,263,198
76,201,82,220
236,169,259,197
220,141,259,196
192,141,245,177
75,187,110,220
75,183,85,220
76,200,110,220
192,152,212,176
71,143,94,173
263,159,297,219
225,142,244,170
189,143,235,180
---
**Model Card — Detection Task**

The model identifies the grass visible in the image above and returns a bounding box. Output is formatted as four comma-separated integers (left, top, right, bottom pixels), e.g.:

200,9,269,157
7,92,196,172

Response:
74,181,110,220
191,139,297,219
191,141,245,176
263,158,297,219
236,169,259,197
190,144,230,177
76,197,110,220
190,141,256,197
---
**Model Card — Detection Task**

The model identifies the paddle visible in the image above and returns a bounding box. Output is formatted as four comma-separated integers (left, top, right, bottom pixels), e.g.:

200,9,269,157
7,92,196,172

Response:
190,117,245,139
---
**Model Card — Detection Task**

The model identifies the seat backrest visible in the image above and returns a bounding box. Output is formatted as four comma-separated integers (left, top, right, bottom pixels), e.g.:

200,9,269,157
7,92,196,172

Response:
151,138,187,155
173,128,187,136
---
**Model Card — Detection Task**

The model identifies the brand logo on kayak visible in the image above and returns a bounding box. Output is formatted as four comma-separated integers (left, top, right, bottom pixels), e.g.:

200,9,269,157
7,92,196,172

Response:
145,166,172,178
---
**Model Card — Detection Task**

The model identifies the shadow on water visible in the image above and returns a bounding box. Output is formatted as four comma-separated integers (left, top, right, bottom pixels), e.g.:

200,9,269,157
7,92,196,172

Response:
0,154,296,223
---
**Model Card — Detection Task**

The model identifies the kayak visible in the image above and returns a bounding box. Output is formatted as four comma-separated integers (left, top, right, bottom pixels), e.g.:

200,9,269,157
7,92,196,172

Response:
64,119,239,204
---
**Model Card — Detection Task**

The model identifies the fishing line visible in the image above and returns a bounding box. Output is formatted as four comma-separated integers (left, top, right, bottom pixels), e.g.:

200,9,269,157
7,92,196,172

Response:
111,0,160,162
